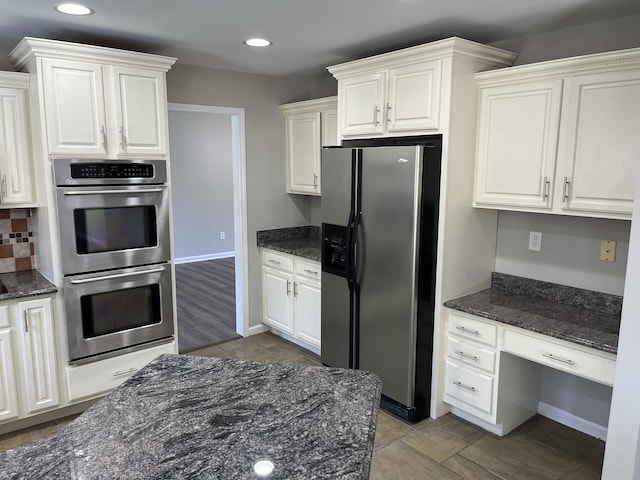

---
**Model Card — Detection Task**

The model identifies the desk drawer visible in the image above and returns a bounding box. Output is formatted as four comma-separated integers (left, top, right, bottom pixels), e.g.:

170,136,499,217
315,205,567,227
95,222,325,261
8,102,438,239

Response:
447,336,496,374
447,312,497,347
503,329,616,386
445,360,494,414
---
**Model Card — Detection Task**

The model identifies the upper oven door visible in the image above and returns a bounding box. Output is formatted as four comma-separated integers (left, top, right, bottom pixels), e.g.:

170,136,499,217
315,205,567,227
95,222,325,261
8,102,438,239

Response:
56,184,171,275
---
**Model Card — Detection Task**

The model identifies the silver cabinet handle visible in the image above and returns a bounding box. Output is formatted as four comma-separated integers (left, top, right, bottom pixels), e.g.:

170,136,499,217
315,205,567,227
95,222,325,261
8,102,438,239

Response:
542,353,575,365
373,106,380,125
453,381,477,392
313,173,318,190
454,350,478,362
286,280,291,296
120,126,127,149
268,259,281,266
100,125,107,150
386,102,391,124
543,176,550,200
293,282,298,297
63,188,164,196
23,311,29,333
113,368,137,378
69,267,165,284
304,269,318,276
455,325,480,336
562,177,571,203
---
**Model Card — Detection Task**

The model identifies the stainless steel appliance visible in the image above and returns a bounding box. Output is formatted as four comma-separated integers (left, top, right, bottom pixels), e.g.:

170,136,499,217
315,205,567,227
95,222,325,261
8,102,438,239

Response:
320,136,442,422
53,158,174,363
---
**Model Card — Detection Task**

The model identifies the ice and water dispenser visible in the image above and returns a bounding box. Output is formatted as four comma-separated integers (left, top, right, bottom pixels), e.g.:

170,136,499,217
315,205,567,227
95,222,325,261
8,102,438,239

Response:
321,223,349,277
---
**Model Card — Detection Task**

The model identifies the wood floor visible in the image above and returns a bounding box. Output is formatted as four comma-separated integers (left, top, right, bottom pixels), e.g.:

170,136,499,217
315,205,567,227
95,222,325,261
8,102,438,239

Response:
175,257,240,352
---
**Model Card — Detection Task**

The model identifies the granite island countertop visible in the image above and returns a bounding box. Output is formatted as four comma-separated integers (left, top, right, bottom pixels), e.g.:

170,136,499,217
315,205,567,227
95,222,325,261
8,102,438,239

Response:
0,269,57,301
444,273,621,354
0,354,382,480
257,225,321,262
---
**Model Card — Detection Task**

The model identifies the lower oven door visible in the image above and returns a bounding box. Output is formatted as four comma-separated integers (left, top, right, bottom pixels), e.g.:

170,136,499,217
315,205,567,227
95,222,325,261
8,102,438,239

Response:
63,263,174,363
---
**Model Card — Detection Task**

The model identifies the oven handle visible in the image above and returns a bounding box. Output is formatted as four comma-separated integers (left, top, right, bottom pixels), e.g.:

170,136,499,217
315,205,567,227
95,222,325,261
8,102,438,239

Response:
69,267,166,284
63,188,165,195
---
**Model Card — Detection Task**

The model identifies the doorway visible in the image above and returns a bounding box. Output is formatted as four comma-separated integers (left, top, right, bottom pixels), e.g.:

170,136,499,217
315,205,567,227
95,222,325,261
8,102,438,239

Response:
168,103,248,351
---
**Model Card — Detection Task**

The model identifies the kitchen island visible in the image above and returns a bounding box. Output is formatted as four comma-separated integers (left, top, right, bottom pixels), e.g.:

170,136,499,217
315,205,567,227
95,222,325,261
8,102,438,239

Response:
0,354,382,479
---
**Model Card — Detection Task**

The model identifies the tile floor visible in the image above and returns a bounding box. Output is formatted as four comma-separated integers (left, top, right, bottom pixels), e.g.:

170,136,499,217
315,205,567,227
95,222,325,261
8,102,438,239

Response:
0,333,605,479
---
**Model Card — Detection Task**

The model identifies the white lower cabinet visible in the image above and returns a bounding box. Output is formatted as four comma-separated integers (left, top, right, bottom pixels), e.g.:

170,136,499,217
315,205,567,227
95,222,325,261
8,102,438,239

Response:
0,296,60,426
261,249,321,351
66,341,176,402
443,309,617,435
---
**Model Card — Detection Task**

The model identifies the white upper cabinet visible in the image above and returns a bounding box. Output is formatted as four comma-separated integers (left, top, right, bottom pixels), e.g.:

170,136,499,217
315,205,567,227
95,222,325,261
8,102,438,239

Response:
10,38,176,159
280,96,337,195
474,48,640,219
329,38,516,140
0,74,35,206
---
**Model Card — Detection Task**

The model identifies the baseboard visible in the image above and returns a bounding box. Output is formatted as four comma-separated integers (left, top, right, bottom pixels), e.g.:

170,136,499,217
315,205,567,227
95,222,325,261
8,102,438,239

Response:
538,401,608,440
175,252,235,264
248,324,268,336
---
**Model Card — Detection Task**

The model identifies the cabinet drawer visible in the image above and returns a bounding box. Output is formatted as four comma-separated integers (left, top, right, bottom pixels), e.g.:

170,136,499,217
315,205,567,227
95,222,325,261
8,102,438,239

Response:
66,342,176,401
503,329,616,386
447,336,496,374
447,313,497,347
445,360,494,414
0,305,9,328
295,259,321,281
262,250,293,272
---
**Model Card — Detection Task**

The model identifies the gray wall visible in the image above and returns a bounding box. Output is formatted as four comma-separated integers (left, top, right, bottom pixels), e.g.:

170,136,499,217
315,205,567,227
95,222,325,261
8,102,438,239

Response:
495,212,630,296
169,110,235,260
166,64,321,328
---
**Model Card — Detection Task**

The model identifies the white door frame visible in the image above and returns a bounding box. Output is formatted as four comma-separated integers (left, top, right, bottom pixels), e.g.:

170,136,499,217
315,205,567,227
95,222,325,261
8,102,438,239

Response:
168,103,249,337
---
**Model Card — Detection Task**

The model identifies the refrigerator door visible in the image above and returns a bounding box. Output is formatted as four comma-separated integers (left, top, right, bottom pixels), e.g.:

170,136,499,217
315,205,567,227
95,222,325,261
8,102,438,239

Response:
320,147,355,369
357,145,422,408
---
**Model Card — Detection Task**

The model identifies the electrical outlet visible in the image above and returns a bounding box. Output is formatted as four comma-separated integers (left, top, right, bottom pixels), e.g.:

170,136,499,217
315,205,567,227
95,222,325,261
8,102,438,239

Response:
529,231,542,251
220,231,225,240
600,240,616,262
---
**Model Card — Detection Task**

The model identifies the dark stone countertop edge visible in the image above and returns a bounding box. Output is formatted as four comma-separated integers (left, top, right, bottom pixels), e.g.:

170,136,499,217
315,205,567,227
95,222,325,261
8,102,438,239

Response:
0,270,57,301
257,226,321,262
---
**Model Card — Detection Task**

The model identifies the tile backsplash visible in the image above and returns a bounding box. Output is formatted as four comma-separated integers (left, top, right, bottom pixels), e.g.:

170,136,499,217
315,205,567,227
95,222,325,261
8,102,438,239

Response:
0,209,35,273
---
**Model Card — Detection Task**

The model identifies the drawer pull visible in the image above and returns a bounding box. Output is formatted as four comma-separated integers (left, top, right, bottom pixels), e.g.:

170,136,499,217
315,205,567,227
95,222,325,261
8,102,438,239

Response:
454,350,478,362
268,259,281,266
304,269,319,276
113,368,138,378
453,381,477,392
542,353,575,365
455,325,480,336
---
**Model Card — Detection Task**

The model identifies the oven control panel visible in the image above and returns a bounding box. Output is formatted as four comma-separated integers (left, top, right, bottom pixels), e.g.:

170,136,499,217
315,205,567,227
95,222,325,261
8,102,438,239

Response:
70,163,155,179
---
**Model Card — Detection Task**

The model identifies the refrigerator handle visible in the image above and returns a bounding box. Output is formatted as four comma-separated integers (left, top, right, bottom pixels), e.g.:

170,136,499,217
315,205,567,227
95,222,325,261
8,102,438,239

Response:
353,212,364,287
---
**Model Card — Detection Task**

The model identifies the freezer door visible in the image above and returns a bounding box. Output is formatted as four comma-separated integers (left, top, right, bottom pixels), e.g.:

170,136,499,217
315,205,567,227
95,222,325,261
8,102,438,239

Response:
320,147,355,368
357,145,422,408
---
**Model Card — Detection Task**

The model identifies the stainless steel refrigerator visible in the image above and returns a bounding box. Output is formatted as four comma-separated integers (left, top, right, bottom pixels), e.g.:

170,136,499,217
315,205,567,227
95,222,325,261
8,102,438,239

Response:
320,136,442,422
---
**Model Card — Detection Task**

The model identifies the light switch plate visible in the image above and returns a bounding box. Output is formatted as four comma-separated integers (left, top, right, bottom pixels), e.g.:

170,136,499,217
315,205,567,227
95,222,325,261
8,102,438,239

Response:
529,231,542,251
600,240,616,262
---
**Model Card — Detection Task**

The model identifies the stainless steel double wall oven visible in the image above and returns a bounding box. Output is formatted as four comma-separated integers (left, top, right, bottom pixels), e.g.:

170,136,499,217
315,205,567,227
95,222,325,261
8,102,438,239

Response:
54,158,174,363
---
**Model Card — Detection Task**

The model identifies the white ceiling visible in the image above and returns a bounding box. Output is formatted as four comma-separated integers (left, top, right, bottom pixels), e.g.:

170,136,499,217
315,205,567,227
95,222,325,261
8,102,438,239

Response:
1,0,640,77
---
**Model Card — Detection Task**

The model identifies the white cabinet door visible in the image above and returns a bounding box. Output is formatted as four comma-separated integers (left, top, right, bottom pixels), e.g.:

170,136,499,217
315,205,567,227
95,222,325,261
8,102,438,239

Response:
387,60,441,132
110,66,168,157
340,72,386,137
285,111,321,195
321,108,339,147
0,300,18,423
294,278,321,348
558,71,640,216
16,297,60,415
0,88,34,204
41,58,108,156
474,80,562,209
262,267,294,335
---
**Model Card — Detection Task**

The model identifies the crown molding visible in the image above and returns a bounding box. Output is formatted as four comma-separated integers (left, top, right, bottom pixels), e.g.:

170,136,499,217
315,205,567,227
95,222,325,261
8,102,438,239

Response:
279,96,337,113
0,71,30,89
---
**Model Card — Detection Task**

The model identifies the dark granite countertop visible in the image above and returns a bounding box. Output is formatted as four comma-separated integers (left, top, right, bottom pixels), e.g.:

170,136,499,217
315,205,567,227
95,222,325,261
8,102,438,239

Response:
0,354,382,480
257,226,321,262
444,273,621,354
0,270,57,301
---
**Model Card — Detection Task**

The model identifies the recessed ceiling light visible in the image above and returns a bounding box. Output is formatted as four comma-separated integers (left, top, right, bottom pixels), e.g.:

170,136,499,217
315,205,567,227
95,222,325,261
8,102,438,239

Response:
54,3,95,15
244,38,272,47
